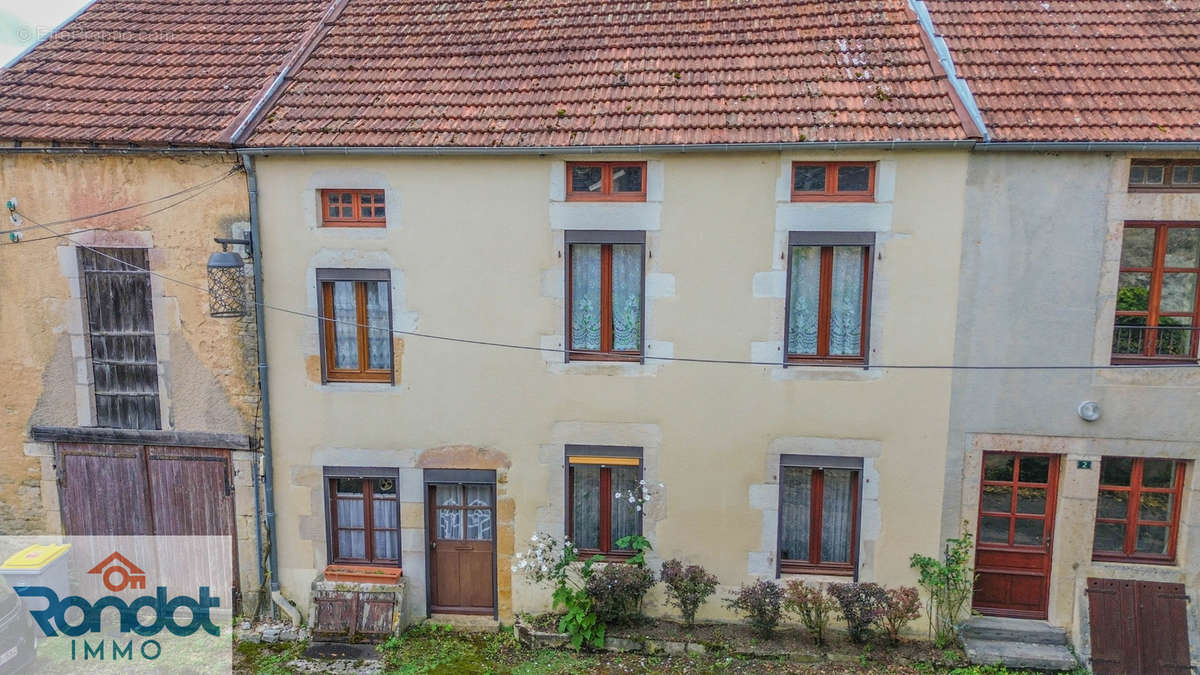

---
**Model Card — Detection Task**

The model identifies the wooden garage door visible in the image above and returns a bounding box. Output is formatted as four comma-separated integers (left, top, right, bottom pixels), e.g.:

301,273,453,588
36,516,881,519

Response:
1088,577,1191,674
56,443,238,599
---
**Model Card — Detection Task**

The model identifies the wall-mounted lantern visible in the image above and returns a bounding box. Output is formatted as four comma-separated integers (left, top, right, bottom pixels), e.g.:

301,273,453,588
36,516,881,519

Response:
207,236,252,318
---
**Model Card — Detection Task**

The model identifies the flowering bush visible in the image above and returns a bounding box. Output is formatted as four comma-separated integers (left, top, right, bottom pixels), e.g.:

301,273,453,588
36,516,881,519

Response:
725,579,784,639
585,563,656,625
828,582,888,643
613,479,663,513
878,586,922,644
659,559,719,627
782,580,838,645
512,533,605,649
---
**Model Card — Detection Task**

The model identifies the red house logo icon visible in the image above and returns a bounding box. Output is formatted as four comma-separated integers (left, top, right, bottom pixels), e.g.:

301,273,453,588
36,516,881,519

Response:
87,552,146,592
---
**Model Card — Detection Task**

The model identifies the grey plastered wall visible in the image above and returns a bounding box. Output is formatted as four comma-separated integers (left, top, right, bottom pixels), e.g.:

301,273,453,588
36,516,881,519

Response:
942,151,1200,664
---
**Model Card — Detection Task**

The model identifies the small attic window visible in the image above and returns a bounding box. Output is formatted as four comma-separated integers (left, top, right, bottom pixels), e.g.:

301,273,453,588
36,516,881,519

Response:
1129,160,1200,192
566,163,647,201
321,189,386,226
791,162,875,202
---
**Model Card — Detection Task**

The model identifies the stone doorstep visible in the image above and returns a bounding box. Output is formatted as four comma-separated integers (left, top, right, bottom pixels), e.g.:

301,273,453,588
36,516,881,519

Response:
963,638,1079,672
303,642,382,661
960,616,1069,645
428,613,501,633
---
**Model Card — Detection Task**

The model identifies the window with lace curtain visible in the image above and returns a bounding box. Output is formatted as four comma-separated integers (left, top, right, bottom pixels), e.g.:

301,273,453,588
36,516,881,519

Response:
324,468,400,566
785,232,874,365
565,231,645,362
565,446,642,559
317,269,393,383
778,456,861,576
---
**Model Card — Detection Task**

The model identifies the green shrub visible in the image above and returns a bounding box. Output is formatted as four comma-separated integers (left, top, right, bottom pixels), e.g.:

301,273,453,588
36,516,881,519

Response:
659,559,719,627
782,579,838,645
725,579,784,639
829,582,888,643
911,524,976,648
584,563,655,625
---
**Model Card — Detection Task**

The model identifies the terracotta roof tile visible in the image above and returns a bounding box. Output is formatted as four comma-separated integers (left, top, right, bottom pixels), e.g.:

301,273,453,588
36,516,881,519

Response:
0,0,332,145
247,0,972,147
924,0,1200,142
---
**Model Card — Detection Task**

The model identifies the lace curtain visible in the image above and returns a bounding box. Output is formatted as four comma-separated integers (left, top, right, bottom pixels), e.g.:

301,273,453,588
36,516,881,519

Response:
365,281,390,369
820,470,854,562
465,485,493,541
571,245,602,350
611,245,642,351
571,466,600,549
610,466,639,548
372,497,398,560
829,247,864,356
436,485,463,540
332,281,359,368
787,247,820,354
779,467,812,560
336,488,366,559
779,467,855,563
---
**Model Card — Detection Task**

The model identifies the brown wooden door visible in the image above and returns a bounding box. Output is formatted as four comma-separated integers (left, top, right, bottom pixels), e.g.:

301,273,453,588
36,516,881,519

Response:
973,452,1059,619
1088,578,1191,674
56,442,240,603
428,483,495,614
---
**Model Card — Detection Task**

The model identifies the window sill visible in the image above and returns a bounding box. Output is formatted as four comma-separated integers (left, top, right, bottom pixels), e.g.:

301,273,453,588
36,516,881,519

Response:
779,563,855,577
1091,554,1177,567
790,194,874,203
1109,356,1198,366
567,352,643,363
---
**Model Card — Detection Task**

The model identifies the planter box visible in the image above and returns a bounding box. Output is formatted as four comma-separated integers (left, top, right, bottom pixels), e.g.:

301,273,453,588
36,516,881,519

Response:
310,573,409,642
322,564,403,584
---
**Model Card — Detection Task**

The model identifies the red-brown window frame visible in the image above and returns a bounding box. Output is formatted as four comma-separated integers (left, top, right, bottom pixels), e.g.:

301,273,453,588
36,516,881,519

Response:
565,162,647,202
1092,458,1186,565
320,189,387,227
1128,160,1200,193
784,232,874,366
325,473,400,567
564,230,645,363
317,269,393,383
1112,221,1200,363
777,461,861,577
790,162,876,202
565,448,643,562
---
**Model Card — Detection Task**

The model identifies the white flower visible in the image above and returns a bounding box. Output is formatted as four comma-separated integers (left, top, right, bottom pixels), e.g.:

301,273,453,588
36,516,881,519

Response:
658,482,664,488
511,566,518,573
635,505,642,511
519,560,528,569
531,534,539,542
614,492,621,498
639,479,645,485
541,565,549,573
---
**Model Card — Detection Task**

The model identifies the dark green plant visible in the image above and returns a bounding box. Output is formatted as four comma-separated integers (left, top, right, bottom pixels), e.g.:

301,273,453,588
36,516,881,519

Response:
782,579,838,645
660,559,719,627
829,582,888,643
724,579,784,639
512,534,606,650
615,534,652,567
585,562,656,625
910,524,976,648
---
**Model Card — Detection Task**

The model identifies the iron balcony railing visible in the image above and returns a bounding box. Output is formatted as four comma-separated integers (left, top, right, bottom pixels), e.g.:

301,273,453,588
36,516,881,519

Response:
1112,324,1198,359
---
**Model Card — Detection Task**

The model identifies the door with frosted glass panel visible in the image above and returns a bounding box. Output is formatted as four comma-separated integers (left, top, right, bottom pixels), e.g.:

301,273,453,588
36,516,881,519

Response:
429,483,495,613
973,452,1059,619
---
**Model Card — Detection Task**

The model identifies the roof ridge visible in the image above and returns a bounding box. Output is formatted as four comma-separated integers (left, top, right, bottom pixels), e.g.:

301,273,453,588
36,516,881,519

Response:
222,0,351,145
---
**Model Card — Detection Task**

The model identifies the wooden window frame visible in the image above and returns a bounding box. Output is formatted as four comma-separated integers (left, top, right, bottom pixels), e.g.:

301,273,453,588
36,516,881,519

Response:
790,162,876,202
1093,458,1186,565
784,232,874,366
323,466,401,567
776,455,862,577
316,269,394,383
564,445,643,562
1112,221,1200,363
320,189,387,227
564,230,646,363
1128,160,1200,193
565,162,648,202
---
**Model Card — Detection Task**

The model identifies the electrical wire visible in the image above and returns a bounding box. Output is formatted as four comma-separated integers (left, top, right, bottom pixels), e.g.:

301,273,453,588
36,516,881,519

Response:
0,166,240,235
10,204,1199,371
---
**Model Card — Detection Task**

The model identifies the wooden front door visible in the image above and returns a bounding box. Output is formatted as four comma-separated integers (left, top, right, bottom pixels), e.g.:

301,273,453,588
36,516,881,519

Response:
973,452,1059,619
428,483,495,614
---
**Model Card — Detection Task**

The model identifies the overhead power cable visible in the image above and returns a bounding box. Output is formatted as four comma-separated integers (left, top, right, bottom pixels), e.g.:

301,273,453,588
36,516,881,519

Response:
0,166,240,235
10,200,1198,371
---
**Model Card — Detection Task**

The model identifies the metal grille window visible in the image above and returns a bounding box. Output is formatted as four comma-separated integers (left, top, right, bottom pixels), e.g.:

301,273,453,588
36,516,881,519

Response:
79,248,160,430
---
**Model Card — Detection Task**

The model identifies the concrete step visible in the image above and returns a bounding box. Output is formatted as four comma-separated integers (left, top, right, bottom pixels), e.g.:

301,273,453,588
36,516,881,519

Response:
427,613,500,632
963,637,1078,672
961,616,1069,645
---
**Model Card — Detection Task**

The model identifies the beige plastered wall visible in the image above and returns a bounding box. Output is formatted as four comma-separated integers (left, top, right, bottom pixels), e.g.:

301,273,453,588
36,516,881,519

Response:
0,152,261,595
253,150,969,624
